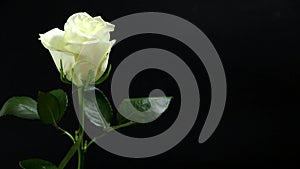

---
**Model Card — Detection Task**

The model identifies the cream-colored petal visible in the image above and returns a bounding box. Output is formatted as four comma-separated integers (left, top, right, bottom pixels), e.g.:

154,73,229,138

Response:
77,40,114,70
77,40,109,62
64,12,92,31
95,40,115,80
70,40,115,83
39,28,65,51
72,60,97,86
95,53,109,80
64,37,98,54
94,16,106,24
48,49,75,80
94,22,115,41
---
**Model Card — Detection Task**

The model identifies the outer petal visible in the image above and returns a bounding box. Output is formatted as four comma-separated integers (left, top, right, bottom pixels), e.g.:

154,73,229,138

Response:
48,49,75,80
94,21,115,42
77,40,115,80
64,33,97,54
39,28,65,51
93,16,115,41
95,40,115,80
72,60,97,86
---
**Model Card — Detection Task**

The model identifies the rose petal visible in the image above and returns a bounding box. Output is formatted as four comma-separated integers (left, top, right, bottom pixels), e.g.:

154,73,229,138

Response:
95,40,115,80
64,12,94,32
48,49,75,80
78,40,115,76
72,60,97,86
94,21,115,41
39,28,65,51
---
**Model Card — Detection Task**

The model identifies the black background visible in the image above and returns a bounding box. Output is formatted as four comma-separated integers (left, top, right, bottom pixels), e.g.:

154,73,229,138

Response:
0,0,299,168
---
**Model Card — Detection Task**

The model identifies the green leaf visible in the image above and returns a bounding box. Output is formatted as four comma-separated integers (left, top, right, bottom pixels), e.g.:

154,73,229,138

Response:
37,91,61,125
49,89,68,120
95,89,113,123
0,96,39,120
118,97,172,124
83,87,112,128
19,159,57,169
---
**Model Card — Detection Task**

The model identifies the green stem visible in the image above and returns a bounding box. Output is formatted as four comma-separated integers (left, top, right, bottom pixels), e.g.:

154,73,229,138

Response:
57,87,86,169
53,124,75,143
111,121,136,131
58,136,81,169
77,87,85,169
86,121,136,149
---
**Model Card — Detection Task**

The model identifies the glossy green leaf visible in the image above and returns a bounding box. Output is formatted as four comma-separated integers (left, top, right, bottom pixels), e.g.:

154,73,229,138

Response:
0,96,39,120
37,91,61,125
118,97,172,123
83,87,112,128
49,89,68,120
19,158,57,169
95,89,113,123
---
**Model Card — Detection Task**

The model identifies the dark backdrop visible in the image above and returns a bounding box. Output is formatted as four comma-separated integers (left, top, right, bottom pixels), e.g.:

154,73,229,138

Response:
0,0,299,168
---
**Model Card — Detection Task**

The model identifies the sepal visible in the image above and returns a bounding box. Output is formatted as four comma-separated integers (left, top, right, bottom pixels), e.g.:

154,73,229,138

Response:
59,59,72,84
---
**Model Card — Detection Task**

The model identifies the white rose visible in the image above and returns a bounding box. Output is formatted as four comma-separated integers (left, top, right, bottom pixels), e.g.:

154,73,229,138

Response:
39,12,116,86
